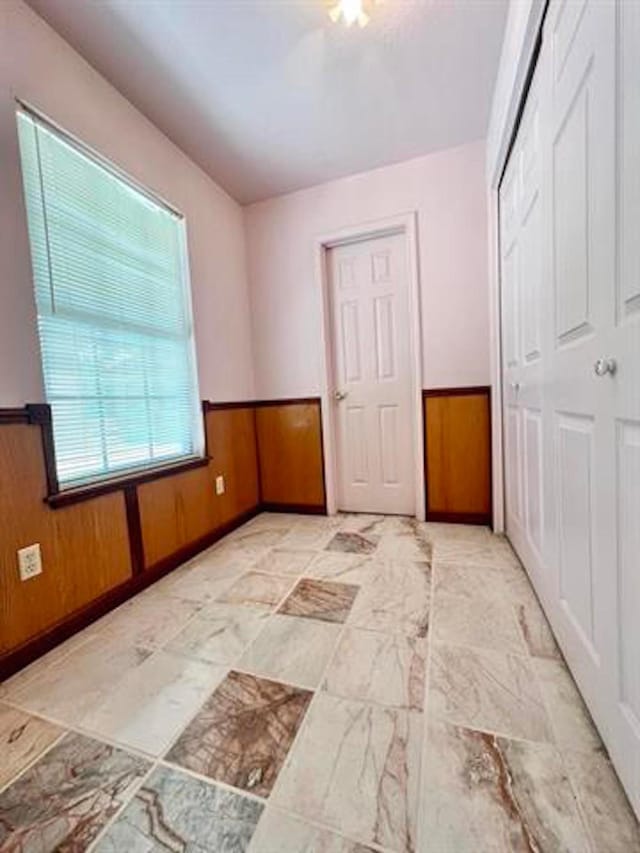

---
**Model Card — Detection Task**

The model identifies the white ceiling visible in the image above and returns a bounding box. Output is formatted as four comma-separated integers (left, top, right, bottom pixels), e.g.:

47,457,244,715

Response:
26,0,508,204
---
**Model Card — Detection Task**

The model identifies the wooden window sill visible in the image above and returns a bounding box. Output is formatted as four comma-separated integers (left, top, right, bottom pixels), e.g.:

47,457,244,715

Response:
46,456,210,509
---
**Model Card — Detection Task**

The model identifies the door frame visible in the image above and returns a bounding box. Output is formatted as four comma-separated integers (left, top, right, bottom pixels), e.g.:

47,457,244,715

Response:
313,212,425,520
486,0,547,532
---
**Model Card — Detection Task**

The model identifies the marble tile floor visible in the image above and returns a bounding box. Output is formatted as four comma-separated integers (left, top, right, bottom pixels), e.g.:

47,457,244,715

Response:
1,511,638,852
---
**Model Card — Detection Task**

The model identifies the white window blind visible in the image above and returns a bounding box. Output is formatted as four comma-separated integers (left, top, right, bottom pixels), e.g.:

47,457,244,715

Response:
17,107,204,489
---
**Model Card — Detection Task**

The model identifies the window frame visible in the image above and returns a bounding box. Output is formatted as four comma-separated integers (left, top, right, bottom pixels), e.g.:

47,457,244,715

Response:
17,101,206,495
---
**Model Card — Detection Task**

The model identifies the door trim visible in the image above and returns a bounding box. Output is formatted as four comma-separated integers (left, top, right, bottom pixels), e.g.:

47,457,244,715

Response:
314,212,425,520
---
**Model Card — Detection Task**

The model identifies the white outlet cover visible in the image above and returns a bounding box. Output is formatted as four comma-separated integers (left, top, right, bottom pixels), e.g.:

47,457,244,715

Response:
215,475,225,495
18,543,42,581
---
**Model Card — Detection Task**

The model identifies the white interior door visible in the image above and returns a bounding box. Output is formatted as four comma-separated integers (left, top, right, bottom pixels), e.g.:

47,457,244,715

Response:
500,0,640,815
327,232,415,515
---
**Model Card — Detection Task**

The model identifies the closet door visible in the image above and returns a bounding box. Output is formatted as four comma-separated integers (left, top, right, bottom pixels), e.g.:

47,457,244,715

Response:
543,0,619,785
501,0,640,815
608,0,640,811
500,54,546,577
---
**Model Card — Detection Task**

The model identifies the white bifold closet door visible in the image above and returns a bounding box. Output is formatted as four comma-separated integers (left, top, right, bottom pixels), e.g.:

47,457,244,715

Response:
500,0,640,815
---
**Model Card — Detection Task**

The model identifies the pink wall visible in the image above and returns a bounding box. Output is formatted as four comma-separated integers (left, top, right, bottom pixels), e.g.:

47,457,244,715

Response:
244,140,490,398
0,1,490,408
0,1,255,406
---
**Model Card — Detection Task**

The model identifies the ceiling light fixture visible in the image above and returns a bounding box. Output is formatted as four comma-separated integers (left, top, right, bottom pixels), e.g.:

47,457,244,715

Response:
329,0,370,28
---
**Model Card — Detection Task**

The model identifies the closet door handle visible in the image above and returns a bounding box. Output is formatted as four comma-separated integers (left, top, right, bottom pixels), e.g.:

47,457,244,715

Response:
594,358,617,377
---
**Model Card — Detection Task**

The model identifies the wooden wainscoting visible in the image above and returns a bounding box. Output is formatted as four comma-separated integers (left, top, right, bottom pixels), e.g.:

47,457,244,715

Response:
0,396,325,678
205,405,261,529
423,387,492,525
138,464,219,569
0,417,132,656
255,399,326,513
139,405,261,570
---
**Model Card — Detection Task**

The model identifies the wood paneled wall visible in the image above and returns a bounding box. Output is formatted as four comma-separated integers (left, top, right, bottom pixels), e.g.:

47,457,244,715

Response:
139,407,260,568
206,407,261,528
423,387,492,525
0,398,324,677
0,421,131,655
256,401,326,511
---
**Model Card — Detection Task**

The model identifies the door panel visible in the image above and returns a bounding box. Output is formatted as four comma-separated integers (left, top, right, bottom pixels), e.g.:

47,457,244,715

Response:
520,203,542,363
505,405,523,526
617,422,640,725
345,405,368,486
373,295,396,380
328,233,415,515
340,301,362,382
523,407,544,558
553,78,591,345
556,412,596,650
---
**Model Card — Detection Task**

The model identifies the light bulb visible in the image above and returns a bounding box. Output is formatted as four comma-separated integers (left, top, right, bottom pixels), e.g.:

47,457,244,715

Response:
328,0,370,28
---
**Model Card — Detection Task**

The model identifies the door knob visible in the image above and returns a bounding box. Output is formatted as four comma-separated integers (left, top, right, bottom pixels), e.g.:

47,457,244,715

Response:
333,389,348,401
594,358,617,377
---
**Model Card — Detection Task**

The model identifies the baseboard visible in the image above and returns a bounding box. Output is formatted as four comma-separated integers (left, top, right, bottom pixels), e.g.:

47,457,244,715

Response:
261,502,327,515
426,510,492,527
0,504,260,681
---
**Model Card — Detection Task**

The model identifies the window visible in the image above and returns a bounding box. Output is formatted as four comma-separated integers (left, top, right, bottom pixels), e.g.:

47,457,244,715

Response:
17,107,204,490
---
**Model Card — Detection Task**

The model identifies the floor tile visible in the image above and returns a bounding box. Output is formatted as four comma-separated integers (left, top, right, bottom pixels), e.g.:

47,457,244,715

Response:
239,615,341,689
515,596,562,659
420,719,590,852
166,603,271,665
325,531,379,555
217,572,294,610
534,657,601,751
185,540,256,577
229,526,290,555
376,521,433,563
253,547,317,576
434,559,537,609
166,670,312,798
273,692,421,852
0,705,64,789
92,591,203,649
434,561,559,657
3,633,151,726
348,559,431,637
430,643,553,742
95,765,264,853
433,584,527,655
249,808,376,852
150,559,245,604
243,512,304,531
278,578,359,623
337,514,386,535
0,731,150,851
304,552,375,585
322,627,427,710
424,521,493,543
80,650,228,756
279,525,336,550
564,747,640,853
0,625,107,699
435,537,521,571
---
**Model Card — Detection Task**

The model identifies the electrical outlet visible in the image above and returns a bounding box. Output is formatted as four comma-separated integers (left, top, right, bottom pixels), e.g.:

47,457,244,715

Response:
18,543,42,581
215,475,225,496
